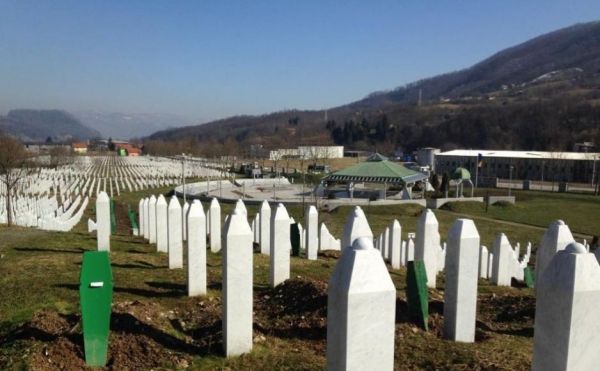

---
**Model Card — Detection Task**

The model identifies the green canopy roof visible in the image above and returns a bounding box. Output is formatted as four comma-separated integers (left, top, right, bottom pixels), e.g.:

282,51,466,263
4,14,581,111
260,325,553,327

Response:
451,167,471,180
326,153,428,184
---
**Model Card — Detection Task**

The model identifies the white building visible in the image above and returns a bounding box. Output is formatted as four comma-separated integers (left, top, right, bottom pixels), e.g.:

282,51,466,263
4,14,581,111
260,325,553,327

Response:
435,149,600,183
269,146,344,161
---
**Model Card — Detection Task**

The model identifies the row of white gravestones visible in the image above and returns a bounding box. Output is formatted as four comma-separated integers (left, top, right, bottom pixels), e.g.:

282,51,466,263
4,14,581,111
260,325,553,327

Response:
327,210,487,368
330,211,590,368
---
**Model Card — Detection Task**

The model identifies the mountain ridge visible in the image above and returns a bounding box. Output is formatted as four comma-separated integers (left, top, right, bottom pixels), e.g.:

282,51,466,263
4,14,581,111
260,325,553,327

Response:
146,21,600,154
0,109,101,142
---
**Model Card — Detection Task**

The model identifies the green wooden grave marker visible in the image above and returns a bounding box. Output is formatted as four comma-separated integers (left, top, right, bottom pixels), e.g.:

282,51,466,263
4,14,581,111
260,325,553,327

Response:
406,260,429,330
524,266,535,288
80,251,113,366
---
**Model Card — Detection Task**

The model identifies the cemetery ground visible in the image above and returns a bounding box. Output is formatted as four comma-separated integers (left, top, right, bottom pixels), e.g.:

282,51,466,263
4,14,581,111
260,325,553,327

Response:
0,186,598,370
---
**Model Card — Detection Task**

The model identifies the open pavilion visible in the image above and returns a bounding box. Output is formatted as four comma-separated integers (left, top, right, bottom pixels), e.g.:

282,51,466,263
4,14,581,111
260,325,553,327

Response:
323,153,429,199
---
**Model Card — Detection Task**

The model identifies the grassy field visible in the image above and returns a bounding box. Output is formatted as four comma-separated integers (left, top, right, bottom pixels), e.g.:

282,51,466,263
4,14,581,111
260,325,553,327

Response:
0,186,596,369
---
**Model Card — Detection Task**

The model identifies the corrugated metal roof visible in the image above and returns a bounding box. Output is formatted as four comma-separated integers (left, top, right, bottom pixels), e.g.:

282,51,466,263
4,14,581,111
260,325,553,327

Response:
437,149,600,161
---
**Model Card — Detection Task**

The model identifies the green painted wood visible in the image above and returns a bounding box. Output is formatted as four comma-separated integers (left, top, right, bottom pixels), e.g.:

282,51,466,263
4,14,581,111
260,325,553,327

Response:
406,260,429,331
80,251,113,367
524,266,535,288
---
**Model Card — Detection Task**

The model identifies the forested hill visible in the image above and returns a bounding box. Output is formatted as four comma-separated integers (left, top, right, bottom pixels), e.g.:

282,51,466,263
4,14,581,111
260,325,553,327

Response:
146,21,600,156
0,109,101,142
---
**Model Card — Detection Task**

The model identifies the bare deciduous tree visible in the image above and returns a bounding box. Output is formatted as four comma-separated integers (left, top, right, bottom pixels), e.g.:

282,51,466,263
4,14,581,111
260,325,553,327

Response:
0,134,34,226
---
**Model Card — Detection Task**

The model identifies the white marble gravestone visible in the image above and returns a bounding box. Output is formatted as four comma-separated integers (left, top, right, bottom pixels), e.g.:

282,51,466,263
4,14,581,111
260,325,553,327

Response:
96,191,110,251
143,197,150,239
491,233,514,286
138,198,144,238
209,198,222,252
182,201,189,241
167,196,183,269
148,195,157,244
389,220,402,269
443,218,480,343
270,203,291,287
327,237,395,370
187,200,206,296
479,245,489,279
416,209,441,288
341,206,373,249
259,200,271,255
535,220,574,289
222,209,253,357
532,242,600,371
305,205,318,260
234,198,247,219
155,195,168,253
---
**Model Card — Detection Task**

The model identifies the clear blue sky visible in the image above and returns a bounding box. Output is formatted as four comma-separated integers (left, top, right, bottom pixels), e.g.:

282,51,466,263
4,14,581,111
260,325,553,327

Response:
1,0,599,121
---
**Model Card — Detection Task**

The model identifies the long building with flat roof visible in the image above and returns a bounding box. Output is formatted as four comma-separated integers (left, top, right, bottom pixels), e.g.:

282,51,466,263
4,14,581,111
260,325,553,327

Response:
435,149,599,184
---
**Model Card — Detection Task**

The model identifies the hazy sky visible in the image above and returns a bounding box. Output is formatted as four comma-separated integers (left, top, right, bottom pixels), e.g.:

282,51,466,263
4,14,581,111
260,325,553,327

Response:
1,1,599,121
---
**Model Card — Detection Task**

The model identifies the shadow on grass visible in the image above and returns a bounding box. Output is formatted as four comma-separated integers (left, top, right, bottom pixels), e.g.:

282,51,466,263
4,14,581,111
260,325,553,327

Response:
146,281,186,291
112,261,164,270
494,326,534,337
54,282,186,298
125,248,148,254
14,247,86,254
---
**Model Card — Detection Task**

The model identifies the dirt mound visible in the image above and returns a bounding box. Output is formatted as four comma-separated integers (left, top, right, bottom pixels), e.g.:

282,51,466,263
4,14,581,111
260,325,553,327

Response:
19,302,195,370
478,293,535,332
255,278,328,341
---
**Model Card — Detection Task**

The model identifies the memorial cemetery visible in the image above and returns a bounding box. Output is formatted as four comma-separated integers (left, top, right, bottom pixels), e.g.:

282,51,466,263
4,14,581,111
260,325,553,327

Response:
0,152,599,370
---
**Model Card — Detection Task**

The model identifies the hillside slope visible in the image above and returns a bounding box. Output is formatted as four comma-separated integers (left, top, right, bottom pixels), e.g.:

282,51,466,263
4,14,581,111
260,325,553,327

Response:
0,109,100,142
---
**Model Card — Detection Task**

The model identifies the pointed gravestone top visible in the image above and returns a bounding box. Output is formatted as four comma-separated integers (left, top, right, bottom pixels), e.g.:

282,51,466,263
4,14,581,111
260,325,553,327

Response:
565,241,586,254
234,199,247,217
168,195,180,209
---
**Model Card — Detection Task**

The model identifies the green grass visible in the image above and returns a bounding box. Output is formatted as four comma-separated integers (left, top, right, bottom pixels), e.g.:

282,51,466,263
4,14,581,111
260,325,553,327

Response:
447,188,600,237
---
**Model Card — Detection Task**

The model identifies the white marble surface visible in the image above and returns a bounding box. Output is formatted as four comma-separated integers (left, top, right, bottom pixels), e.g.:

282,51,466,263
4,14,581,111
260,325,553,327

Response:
167,196,183,269
416,209,441,288
209,198,221,253
443,218,480,343
222,209,253,357
533,243,600,371
389,220,402,269
156,195,168,253
327,237,396,370
270,203,291,287
341,206,373,249
96,191,110,251
535,220,574,290
259,200,271,255
305,205,319,260
187,200,206,296
148,195,157,244
479,245,489,279
491,233,514,286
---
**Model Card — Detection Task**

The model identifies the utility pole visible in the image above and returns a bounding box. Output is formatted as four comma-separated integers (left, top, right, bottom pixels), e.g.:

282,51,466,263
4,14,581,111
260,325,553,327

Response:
181,153,186,204
508,165,513,197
